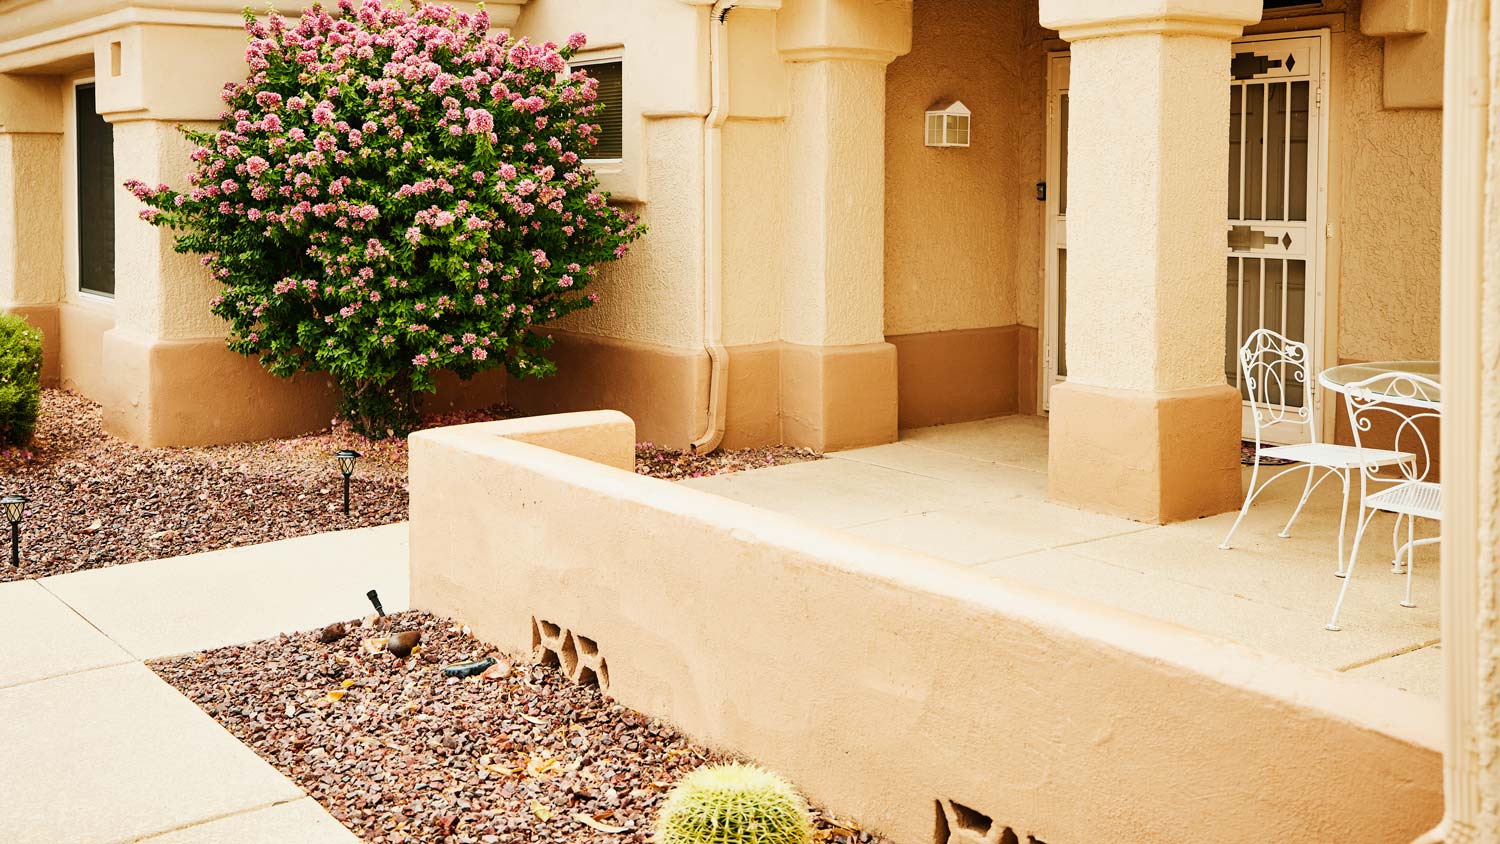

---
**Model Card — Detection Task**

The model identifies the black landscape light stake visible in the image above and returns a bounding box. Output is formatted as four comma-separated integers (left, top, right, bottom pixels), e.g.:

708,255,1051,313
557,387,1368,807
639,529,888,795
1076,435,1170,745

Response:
2,494,28,568
366,589,386,617
335,450,361,515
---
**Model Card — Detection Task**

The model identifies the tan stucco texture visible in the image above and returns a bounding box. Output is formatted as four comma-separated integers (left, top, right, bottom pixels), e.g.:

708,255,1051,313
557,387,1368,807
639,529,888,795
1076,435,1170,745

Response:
1048,381,1243,524
883,0,1045,338
410,411,1441,844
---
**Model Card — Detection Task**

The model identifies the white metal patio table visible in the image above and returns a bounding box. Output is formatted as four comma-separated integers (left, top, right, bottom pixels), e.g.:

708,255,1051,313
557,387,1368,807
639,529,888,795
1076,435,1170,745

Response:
1316,360,1441,608
1317,360,1441,409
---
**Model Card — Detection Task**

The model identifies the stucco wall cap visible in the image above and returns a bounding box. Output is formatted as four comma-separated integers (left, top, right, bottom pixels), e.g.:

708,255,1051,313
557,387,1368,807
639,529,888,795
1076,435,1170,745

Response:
1039,0,1262,40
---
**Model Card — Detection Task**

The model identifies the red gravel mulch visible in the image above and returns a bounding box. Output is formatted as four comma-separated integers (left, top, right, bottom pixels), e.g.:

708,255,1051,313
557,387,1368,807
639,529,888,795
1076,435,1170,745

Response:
0,391,819,582
0,391,413,582
150,611,881,844
634,442,820,481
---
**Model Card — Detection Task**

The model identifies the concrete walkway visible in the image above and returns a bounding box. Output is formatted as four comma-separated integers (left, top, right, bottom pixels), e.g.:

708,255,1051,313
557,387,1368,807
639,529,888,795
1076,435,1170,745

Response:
0,523,408,844
685,416,1443,698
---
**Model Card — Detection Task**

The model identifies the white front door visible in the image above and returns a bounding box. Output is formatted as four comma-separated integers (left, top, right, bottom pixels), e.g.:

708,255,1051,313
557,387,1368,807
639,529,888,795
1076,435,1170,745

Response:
1225,32,1328,442
1043,32,1330,443
1041,53,1070,412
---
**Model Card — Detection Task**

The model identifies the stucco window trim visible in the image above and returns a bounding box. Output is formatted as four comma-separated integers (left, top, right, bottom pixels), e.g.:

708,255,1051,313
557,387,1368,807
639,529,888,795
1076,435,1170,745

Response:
568,46,643,202
62,73,115,308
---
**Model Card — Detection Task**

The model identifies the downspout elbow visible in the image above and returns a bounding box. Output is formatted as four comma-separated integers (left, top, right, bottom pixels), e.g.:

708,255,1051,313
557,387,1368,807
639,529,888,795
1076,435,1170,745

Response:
690,0,734,454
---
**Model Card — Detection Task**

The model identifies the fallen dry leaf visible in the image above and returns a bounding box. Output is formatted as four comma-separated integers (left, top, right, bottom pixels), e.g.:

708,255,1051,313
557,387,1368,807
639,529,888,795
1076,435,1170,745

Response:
530,800,553,821
574,813,629,834
326,690,346,702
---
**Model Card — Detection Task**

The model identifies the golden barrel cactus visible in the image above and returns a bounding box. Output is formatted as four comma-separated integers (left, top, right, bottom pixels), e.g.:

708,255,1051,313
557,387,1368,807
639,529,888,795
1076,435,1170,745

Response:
655,764,813,844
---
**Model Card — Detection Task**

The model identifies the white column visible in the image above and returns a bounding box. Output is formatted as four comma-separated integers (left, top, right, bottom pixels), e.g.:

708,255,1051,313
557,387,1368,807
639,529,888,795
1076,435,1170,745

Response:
1039,0,1260,524
1419,0,1493,841
774,0,911,451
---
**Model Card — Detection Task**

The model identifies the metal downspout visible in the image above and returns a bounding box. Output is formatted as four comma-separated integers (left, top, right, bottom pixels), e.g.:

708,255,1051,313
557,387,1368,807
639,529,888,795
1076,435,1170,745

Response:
690,0,734,454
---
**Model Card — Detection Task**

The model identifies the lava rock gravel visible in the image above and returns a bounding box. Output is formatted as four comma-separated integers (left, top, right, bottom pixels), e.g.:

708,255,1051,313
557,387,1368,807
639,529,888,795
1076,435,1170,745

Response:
151,612,880,844
0,391,407,582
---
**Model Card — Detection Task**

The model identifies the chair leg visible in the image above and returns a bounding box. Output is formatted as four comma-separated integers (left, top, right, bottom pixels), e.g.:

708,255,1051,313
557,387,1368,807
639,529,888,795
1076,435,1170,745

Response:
1401,516,1417,608
1218,460,1263,551
1278,464,1320,538
1327,507,1378,631
1391,513,1407,574
1334,471,1351,578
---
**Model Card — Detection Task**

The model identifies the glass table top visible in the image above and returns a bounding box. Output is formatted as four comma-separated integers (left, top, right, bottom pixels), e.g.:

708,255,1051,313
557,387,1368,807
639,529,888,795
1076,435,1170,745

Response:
1317,360,1440,407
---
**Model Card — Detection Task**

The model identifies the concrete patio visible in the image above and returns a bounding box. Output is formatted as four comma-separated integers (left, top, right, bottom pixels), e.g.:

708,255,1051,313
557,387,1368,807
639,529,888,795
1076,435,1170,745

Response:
684,416,1442,698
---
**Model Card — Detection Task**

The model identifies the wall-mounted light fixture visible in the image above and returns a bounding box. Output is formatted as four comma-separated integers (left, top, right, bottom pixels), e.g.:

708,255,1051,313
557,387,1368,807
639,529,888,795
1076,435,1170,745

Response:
925,101,971,148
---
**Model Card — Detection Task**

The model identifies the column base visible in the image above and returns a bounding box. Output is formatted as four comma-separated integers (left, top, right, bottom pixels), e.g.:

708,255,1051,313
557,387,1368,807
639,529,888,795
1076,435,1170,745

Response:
101,328,338,447
780,341,898,452
1048,382,1241,524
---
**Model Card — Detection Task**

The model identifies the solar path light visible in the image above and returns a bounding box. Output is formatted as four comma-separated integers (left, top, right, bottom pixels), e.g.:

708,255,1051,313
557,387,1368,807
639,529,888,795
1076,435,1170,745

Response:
2,494,28,568
335,450,361,514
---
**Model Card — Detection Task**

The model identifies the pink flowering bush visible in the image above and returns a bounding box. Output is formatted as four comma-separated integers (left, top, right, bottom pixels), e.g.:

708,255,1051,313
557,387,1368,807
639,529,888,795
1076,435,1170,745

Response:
127,0,642,436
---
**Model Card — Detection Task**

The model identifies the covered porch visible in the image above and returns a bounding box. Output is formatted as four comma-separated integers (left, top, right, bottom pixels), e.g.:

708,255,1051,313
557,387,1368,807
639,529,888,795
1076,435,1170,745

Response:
685,415,1443,697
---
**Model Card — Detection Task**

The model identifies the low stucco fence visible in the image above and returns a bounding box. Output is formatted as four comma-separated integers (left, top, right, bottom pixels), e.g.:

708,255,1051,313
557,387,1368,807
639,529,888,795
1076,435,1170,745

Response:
409,411,1442,844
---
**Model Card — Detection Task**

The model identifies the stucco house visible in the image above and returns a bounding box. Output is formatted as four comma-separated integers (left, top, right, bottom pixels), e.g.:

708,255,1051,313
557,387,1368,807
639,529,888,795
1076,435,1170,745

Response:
0,0,1451,511
4,0,1500,841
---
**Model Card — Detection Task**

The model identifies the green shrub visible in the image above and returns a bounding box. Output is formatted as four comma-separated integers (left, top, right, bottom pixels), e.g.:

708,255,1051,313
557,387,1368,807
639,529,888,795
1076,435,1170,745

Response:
127,1,643,437
655,764,812,844
0,314,42,447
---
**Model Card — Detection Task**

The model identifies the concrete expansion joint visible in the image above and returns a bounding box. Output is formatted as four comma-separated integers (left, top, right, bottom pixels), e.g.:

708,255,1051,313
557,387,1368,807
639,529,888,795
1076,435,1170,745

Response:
118,797,307,844
37,579,141,660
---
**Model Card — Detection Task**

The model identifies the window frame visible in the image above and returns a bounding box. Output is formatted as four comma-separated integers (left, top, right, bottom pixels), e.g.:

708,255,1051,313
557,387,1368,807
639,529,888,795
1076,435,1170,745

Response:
571,56,624,164
71,78,117,303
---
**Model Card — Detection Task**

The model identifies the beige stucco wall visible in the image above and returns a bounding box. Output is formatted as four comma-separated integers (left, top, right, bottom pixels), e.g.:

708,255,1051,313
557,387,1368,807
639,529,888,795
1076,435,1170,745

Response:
0,131,61,306
410,411,1442,844
543,117,706,349
880,0,1445,385
721,8,787,349
882,0,1046,337
1332,0,1444,363
513,0,708,351
111,119,222,341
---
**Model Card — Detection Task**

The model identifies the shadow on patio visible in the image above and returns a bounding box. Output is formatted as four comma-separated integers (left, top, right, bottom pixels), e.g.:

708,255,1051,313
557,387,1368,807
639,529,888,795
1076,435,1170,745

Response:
683,415,1441,698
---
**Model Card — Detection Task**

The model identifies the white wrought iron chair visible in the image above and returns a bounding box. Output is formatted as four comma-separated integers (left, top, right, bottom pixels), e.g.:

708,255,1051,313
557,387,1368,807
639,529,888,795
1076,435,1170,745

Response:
1325,371,1441,632
1219,329,1413,577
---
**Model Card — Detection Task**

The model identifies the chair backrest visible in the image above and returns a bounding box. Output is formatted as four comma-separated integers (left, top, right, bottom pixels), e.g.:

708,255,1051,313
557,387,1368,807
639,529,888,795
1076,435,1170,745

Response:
1343,371,1442,485
1238,328,1316,444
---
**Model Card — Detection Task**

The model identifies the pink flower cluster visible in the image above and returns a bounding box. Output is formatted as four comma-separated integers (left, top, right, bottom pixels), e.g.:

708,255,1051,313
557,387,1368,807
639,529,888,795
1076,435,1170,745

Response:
127,0,643,410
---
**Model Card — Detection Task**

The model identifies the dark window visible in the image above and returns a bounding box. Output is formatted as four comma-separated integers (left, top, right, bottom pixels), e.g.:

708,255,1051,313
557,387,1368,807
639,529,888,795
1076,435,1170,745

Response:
1263,0,1321,9
76,83,115,297
580,61,623,160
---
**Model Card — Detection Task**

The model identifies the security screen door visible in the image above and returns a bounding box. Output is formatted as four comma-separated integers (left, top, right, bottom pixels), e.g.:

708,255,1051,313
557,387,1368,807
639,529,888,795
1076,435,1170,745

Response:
1044,33,1328,444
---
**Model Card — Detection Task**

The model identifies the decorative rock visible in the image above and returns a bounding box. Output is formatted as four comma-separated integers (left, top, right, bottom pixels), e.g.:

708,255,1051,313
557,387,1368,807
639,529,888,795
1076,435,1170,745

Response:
442,657,497,678
318,622,348,644
386,630,421,658
480,659,513,681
